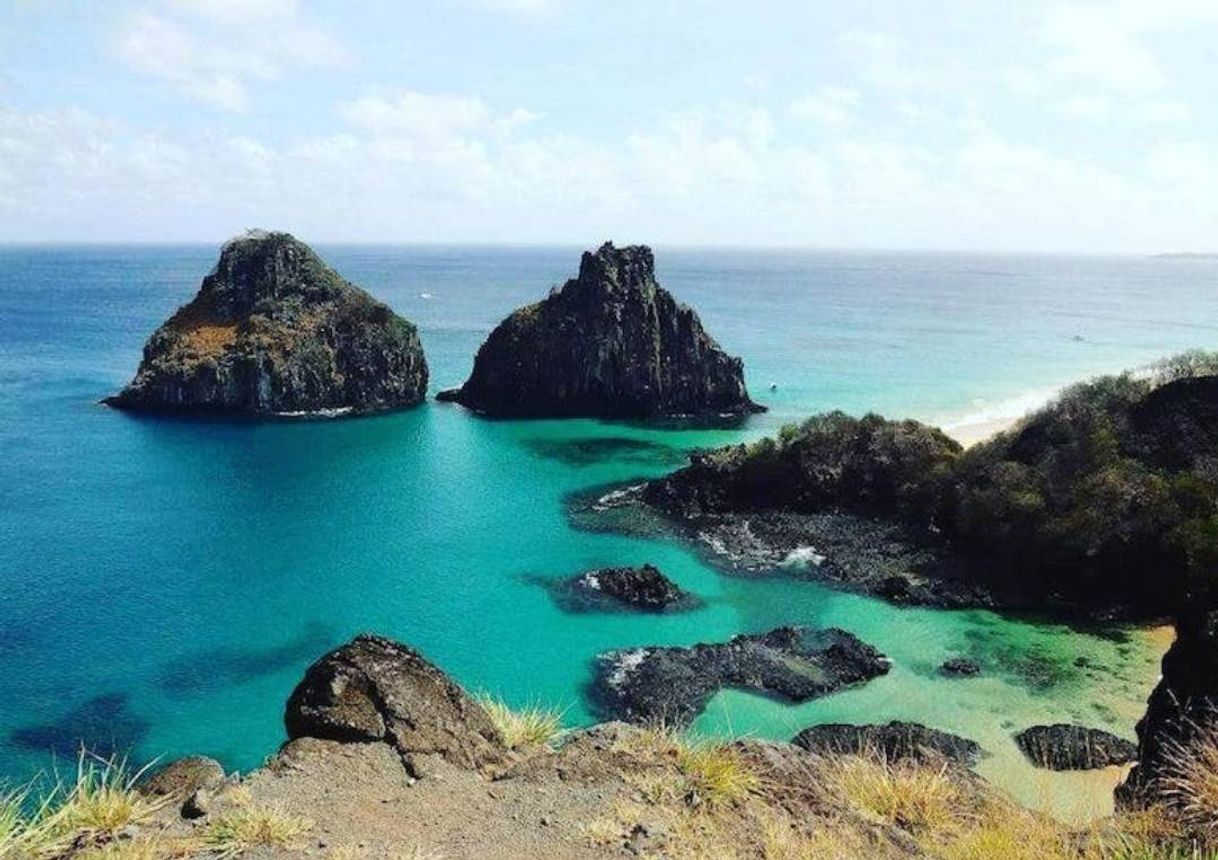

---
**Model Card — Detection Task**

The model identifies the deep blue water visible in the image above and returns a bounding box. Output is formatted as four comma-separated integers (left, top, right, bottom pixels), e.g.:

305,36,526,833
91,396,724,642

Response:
2,245,1216,815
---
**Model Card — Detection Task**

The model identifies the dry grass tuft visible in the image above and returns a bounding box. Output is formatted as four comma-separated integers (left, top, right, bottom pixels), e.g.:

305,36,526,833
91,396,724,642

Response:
203,806,311,857
58,754,166,841
822,752,964,836
676,742,761,808
475,694,566,750
1159,722,1218,837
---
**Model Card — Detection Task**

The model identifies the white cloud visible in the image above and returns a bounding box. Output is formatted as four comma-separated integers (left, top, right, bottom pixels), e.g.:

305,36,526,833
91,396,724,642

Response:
789,86,861,127
116,1,347,111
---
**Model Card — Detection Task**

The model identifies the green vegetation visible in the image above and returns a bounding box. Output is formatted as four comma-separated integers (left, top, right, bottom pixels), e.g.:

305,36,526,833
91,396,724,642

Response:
703,351,1218,613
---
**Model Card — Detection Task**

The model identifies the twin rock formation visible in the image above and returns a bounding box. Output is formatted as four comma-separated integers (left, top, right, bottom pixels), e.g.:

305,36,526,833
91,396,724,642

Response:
109,234,760,420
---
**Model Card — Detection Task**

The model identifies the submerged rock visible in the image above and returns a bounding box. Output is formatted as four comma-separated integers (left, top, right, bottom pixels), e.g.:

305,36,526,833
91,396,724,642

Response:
107,231,428,416
284,633,508,774
590,626,890,725
940,657,982,677
438,242,763,418
792,721,982,766
550,564,698,613
1014,724,1137,770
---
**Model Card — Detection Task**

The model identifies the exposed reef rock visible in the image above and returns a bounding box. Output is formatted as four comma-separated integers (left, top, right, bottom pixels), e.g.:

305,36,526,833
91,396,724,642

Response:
107,231,428,416
284,633,508,774
1120,610,1218,806
792,721,982,766
437,242,762,418
590,626,890,725
547,564,698,613
1014,724,1137,771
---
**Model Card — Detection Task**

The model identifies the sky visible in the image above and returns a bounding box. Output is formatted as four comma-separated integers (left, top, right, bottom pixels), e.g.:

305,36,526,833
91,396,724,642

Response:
1,0,1216,250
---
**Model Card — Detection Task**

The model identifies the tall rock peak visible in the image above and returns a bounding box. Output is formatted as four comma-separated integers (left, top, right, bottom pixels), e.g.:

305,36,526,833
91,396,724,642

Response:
438,241,763,419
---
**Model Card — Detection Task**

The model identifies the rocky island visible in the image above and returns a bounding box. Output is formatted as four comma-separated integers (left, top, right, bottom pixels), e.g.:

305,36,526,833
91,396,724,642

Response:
106,231,428,416
437,242,763,419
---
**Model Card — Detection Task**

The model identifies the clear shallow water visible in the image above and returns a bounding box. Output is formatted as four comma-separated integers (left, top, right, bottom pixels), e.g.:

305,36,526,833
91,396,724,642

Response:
2,245,1216,817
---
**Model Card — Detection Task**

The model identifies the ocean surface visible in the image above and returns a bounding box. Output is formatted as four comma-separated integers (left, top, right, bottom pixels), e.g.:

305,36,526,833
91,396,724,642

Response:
3,245,1218,819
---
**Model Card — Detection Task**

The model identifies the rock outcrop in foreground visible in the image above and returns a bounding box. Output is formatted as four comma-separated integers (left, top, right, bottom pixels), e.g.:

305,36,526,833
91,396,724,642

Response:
107,231,428,416
438,242,762,418
284,633,507,775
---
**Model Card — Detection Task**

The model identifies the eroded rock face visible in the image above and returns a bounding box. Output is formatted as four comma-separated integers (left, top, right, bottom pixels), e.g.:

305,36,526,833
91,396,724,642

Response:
792,721,982,766
1014,724,1137,771
553,564,698,613
1120,611,1218,806
106,231,428,416
284,634,507,773
590,626,890,725
438,242,762,418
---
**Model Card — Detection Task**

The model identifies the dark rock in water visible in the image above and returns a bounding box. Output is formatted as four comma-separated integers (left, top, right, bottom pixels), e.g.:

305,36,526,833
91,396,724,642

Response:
1014,724,1137,770
10,692,150,759
284,633,508,773
940,657,982,677
438,242,762,418
569,481,995,610
106,231,428,417
590,626,890,725
792,721,982,766
1120,611,1215,807
552,564,698,613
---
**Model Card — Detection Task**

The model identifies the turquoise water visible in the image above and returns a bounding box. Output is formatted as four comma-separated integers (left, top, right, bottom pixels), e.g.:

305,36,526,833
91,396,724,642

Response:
2,245,1217,817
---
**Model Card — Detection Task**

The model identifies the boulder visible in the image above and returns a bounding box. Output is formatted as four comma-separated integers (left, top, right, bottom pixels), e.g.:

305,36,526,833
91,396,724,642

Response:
792,721,982,766
590,626,889,725
1014,724,1137,770
284,634,507,773
107,231,428,416
140,755,226,799
438,242,762,418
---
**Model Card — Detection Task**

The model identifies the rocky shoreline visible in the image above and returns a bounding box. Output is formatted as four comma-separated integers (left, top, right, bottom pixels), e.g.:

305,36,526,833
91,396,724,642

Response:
68,632,1193,859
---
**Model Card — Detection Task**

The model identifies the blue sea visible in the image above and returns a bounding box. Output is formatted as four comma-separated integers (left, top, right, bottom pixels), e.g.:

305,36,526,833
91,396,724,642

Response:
2,245,1217,818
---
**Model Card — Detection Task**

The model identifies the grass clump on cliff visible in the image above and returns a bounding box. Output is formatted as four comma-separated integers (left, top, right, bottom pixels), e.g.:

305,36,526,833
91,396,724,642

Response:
822,753,964,836
203,806,311,857
1159,721,1218,836
475,694,566,750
